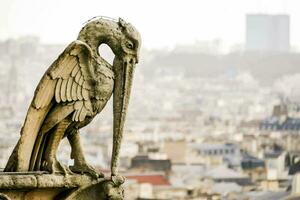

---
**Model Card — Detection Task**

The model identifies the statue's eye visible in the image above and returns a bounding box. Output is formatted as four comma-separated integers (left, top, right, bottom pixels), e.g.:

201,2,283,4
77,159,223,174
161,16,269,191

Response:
126,41,134,49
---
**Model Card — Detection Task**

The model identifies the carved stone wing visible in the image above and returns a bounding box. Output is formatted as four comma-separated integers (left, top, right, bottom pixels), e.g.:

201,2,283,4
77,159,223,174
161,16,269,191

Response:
34,40,95,122
4,40,96,172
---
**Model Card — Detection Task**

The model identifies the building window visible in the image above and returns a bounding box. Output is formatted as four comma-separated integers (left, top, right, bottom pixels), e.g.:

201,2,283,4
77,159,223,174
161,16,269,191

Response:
219,149,223,154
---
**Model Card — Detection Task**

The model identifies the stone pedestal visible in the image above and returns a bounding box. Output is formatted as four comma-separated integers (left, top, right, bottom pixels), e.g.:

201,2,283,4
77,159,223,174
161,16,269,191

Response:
0,172,124,200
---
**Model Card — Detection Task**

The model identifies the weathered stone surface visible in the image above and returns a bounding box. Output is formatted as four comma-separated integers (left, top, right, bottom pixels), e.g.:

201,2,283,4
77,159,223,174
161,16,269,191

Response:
64,179,124,200
0,173,97,189
0,16,141,200
63,174,95,188
0,175,15,189
13,175,37,189
36,174,68,188
0,173,124,199
4,17,141,183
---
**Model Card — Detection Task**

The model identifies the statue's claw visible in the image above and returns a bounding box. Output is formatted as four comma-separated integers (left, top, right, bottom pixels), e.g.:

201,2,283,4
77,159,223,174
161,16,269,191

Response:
42,159,73,175
70,163,104,179
111,175,125,186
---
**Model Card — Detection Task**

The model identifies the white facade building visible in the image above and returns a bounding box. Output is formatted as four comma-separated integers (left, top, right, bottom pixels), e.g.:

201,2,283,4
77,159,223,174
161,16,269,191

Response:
246,14,290,52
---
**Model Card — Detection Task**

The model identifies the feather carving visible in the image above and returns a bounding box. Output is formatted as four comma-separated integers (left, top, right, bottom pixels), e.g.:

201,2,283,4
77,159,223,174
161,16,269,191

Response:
4,40,98,172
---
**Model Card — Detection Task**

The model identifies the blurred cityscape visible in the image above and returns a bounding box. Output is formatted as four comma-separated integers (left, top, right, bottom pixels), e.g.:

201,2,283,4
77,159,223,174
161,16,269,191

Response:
1,14,300,199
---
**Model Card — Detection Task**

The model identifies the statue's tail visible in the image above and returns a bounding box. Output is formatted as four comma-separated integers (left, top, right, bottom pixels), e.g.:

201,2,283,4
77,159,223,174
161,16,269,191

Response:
4,140,21,172
3,103,53,172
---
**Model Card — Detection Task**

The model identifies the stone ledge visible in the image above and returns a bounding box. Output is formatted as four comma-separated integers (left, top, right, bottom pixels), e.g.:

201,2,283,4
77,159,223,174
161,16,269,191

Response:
0,172,124,199
0,172,100,190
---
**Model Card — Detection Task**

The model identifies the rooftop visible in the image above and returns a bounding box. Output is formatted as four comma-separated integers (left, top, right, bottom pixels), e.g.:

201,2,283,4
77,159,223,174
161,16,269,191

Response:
205,165,248,179
261,117,300,131
126,174,170,186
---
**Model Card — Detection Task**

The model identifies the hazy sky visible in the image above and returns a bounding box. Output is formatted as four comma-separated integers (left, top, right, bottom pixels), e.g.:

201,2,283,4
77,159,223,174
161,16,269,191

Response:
0,0,299,50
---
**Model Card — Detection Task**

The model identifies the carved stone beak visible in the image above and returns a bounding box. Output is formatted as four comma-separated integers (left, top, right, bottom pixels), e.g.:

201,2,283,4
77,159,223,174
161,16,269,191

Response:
111,55,136,177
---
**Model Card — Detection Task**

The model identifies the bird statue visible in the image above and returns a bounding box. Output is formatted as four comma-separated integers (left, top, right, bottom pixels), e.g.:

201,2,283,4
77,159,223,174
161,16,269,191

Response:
4,17,141,180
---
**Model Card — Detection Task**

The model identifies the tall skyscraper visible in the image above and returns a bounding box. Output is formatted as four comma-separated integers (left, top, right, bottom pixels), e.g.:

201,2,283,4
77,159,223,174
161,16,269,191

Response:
246,14,290,52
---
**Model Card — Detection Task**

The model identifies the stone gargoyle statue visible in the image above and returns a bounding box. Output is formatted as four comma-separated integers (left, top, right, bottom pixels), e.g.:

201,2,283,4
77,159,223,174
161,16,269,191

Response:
4,17,141,183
